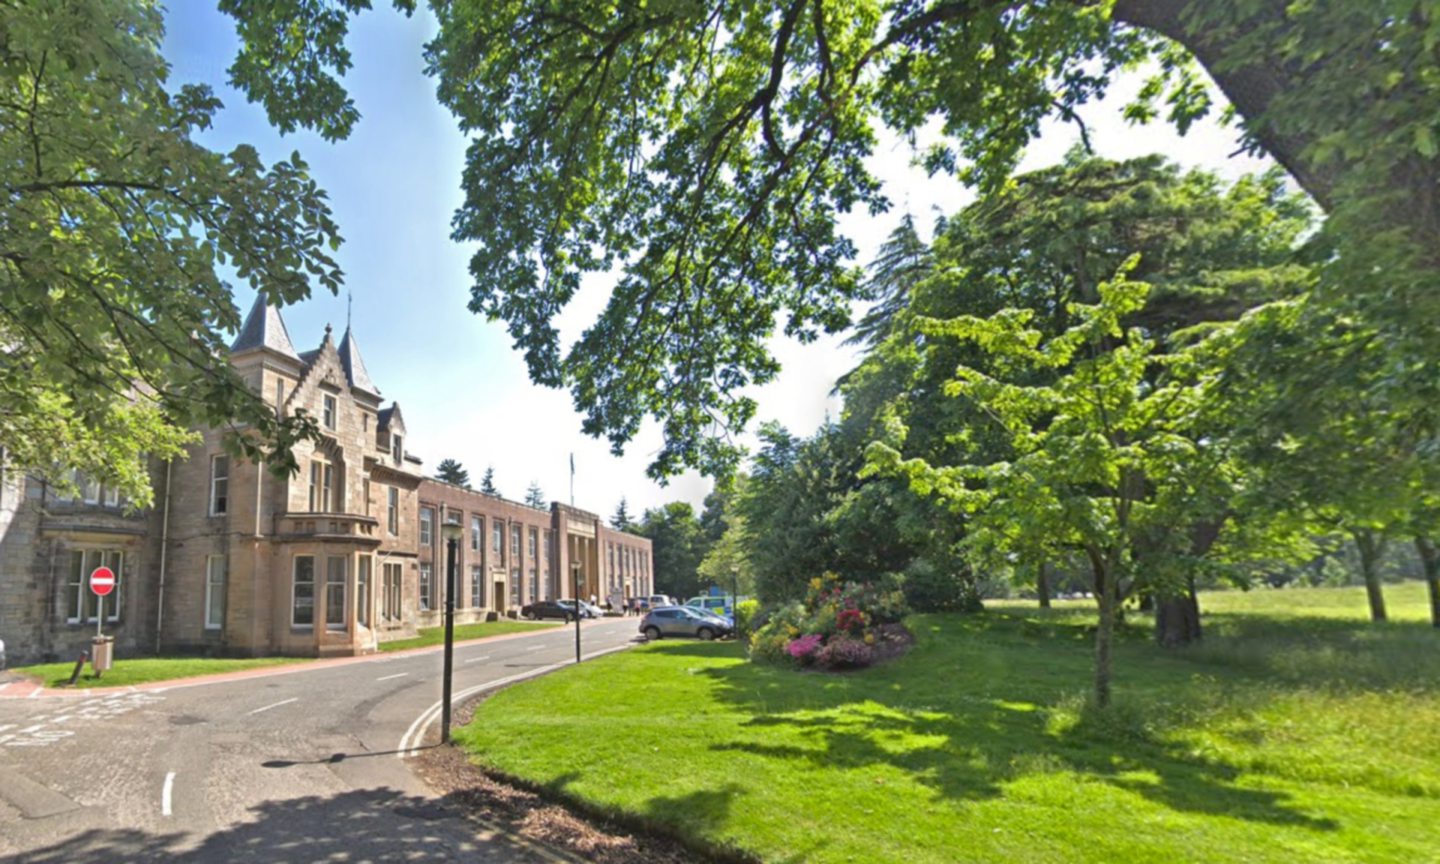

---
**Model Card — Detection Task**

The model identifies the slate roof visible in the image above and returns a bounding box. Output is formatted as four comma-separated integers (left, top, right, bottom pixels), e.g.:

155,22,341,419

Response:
230,296,300,360
337,326,380,397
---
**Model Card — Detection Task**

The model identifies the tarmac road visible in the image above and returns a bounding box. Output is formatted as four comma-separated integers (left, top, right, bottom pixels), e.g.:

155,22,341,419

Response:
0,617,641,863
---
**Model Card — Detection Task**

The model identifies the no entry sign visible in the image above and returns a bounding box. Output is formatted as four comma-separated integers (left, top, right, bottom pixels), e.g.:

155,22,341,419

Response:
90,566,116,596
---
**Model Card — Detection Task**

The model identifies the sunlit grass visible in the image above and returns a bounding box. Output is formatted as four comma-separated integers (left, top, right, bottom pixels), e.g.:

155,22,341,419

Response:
14,656,306,689
457,583,1439,863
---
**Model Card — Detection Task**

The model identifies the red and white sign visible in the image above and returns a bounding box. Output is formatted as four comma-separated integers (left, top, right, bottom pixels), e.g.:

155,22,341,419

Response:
89,566,116,596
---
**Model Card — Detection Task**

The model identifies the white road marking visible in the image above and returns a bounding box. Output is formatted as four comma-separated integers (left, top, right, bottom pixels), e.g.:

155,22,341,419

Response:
376,672,409,681
462,655,491,664
162,772,175,816
524,645,544,651
247,697,298,715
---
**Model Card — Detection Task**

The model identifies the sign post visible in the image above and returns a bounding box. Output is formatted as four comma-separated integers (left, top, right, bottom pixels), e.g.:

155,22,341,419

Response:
89,566,116,676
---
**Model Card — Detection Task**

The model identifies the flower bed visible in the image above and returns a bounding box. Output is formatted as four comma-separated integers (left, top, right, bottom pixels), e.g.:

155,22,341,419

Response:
749,573,910,670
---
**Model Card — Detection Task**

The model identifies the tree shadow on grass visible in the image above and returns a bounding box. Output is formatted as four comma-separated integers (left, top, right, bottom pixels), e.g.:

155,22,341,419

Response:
2,787,548,864
644,611,1401,834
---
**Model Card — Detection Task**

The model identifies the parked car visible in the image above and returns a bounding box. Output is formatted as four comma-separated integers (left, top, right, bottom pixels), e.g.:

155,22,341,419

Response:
648,594,678,608
639,606,733,641
558,599,602,619
521,600,577,622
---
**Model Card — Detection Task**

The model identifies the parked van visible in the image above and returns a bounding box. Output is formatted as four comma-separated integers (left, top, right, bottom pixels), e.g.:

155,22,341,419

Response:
685,596,734,616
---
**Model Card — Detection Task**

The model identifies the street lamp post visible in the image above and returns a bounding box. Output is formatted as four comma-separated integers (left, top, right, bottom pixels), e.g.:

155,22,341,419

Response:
731,566,742,640
441,519,464,743
571,559,582,663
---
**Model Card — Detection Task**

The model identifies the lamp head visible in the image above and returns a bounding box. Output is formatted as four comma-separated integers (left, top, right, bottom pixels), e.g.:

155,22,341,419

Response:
441,520,463,542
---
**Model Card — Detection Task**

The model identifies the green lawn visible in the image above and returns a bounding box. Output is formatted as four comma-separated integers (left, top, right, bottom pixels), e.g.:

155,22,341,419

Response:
456,583,1440,863
14,656,305,689
377,619,556,652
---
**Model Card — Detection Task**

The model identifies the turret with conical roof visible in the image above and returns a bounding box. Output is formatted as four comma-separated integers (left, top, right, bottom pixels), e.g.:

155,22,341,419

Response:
338,326,380,398
230,295,300,361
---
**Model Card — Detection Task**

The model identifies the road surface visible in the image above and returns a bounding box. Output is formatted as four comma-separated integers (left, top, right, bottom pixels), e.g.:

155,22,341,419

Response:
0,618,640,863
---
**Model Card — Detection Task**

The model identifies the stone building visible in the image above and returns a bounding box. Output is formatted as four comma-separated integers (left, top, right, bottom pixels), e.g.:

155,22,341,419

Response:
0,298,652,666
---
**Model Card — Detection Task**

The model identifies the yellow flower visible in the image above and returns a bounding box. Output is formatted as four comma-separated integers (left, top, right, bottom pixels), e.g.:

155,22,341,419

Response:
864,633,876,646
809,577,823,591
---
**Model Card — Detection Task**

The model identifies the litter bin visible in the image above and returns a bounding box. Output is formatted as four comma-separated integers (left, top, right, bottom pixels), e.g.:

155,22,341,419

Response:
91,636,114,674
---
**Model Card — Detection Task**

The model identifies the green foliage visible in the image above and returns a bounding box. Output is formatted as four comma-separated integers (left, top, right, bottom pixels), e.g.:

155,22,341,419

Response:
219,1,1440,486
633,501,706,599
434,458,470,488
478,465,498,496
610,496,632,531
524,480,546,509
749,572,908,669
16,656,304,689
734,598,761,633
2,0,343,501
901,559,983,613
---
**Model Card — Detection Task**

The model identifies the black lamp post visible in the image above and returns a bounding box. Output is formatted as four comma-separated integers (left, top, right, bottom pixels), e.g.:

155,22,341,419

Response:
571,558,582,663
440,519,463,743
731,566,742,639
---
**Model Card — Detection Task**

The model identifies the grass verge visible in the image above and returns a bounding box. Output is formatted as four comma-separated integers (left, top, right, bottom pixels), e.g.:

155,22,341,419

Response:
455,584,1440,863
378,619,557,652
14,656,306,689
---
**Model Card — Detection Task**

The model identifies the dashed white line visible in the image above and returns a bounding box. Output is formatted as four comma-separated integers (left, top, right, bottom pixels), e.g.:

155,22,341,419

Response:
524,645,544,651
161,772,175,816
463,655,491,664
377,672,409,681
247,697,298,715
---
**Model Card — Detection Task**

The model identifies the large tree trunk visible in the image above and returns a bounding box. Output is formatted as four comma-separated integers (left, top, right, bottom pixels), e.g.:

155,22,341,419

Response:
1415,536,1440,628
1037,562,1051,609
1155,576,1202,647
1352,529,1388,622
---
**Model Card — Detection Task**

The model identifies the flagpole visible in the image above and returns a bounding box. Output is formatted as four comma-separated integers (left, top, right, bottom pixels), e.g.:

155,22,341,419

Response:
569,453,575,507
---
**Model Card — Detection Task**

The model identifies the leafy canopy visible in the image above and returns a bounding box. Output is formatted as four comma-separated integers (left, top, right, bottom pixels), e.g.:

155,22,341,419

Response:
2,0,343,502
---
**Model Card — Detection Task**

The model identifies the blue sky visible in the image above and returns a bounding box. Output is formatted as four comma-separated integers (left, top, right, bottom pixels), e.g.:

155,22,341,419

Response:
162,4,1271,515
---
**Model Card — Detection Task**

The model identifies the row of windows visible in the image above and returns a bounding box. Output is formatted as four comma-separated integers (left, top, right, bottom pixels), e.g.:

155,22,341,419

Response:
209,453,402,538
52,471,126,510
419,506,553,568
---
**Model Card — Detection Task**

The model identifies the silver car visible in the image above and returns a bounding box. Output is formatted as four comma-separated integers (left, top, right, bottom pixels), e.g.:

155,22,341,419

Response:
639,606,732,641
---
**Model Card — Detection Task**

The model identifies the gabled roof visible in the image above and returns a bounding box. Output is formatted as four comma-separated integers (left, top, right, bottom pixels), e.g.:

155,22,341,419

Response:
337,326,380,397
378,403,405,433
230,295,300,360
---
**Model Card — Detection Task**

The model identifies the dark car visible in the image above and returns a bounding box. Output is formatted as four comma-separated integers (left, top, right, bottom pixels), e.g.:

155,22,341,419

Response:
639,606,733,641
521,600,577,622
558,599,602,619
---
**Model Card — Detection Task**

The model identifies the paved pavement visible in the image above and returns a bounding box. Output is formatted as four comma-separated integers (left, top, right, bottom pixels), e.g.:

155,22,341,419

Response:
0,618,642,863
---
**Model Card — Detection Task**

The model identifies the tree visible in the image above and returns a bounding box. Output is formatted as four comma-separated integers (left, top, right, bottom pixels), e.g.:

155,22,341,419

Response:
479,465,498,496
869,271,1266,708
524,481,546,509
633,502,706,600
434,458,470,488
610,497,633,531
222,0,1440,478
3,0,341,503
697,509,758,598
842,214,933,351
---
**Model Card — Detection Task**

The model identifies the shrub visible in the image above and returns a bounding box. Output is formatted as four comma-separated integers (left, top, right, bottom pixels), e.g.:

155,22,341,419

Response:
735,599,761,633
903,560,983,613
816,637,873,669
786,634,824,665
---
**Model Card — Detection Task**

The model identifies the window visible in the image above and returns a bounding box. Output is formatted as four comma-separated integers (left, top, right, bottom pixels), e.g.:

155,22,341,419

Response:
544,530,552,560
66,549,124,623
205,554,226,629
323,394,337,430
275,379,285,415
471,516,481,552
363,413,369,434
363,478,371,516
392,435,403,464
511,524,521,559
382,562,402,622
309,461,334,512
529,568,538,603
528,527,538,560
104,485,120,508
492,521,504,558
420,507,434,547
420,563,433,611
292,556,316,627
511,567,521,605
471,565,483,608
387,486,398,535
357,556,371,627
326,556,347,629
209,455,229,516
